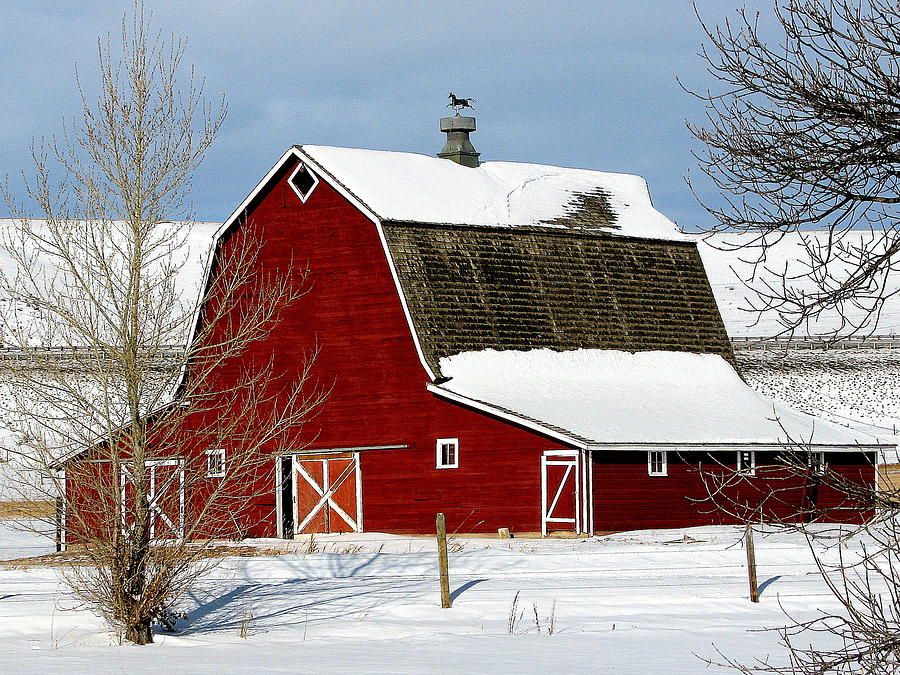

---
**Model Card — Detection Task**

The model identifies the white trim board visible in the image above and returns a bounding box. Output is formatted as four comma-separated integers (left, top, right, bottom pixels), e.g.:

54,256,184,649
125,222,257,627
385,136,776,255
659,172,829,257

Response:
278,444,410,456
586,443,888,453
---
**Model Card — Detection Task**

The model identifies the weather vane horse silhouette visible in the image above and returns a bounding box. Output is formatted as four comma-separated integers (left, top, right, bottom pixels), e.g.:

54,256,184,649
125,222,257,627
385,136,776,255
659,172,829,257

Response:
447,93,476,114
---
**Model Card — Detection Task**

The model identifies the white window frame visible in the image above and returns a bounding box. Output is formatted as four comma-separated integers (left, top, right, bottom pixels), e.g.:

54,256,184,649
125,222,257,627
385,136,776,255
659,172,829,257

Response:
206,447,226,478
436,438,459,469
737,450,756,476
647,450,667,477
287,162,319,203
809,451,827,475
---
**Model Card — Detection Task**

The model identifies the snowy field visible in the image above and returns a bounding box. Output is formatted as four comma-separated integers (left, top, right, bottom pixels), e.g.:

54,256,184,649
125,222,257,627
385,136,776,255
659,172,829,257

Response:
0,521,866,673
738,348,900,454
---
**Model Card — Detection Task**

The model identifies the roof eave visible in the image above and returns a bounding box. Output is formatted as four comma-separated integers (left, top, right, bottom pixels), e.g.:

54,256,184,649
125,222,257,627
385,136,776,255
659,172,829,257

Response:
586,442,892,453
427,384,890,453
426,383,589,449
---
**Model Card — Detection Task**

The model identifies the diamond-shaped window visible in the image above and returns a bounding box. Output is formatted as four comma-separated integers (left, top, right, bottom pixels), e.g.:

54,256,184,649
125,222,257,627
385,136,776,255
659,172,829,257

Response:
288,163,319,203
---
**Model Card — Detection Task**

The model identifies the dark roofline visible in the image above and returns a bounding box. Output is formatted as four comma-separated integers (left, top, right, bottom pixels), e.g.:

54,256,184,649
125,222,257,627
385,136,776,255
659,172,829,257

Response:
380,220,698,248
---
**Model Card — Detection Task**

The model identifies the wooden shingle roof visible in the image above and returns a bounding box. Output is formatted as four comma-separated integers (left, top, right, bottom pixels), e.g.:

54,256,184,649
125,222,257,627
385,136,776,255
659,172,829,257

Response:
382,222,735,376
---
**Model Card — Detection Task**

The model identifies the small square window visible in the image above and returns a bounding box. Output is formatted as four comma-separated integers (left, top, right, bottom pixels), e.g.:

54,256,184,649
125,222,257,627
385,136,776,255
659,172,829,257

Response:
737,450,756,476
809,452,826,475
206,448,226,478
436,438,459,469
288,163,319,202
648,450,667,476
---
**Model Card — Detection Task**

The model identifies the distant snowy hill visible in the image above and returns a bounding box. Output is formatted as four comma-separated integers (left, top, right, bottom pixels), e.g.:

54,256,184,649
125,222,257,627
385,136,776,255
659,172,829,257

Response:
0,220,218,500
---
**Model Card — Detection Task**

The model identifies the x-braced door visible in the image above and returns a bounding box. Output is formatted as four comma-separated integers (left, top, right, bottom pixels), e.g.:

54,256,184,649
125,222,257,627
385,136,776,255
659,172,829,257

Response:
121,458,185,541
295,453,361,534
541,451,580,536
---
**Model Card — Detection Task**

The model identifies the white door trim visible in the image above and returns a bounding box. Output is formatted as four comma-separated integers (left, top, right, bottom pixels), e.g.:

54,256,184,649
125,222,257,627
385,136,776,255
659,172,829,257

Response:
275,459,283,539
120,458,185,541
541,450,580,537
587,449,595,535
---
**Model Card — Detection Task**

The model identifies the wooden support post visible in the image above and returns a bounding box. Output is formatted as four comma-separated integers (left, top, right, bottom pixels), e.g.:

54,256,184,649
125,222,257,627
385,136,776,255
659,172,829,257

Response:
746,522,759,603
436,512,452,608
55,497,62,553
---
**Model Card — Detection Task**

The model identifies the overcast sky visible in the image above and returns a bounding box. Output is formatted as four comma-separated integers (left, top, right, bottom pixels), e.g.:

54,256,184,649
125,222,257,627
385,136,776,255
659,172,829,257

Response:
1,1,756,227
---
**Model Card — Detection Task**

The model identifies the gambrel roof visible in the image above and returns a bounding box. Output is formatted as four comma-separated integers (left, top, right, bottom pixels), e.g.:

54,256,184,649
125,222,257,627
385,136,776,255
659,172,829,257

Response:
285,146,733,375
210,146,886,450
382,222,733,375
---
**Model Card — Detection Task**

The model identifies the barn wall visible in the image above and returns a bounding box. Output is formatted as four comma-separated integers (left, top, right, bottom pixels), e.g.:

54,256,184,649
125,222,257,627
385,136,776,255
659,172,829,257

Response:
593,450,876,532
357,406,570,534
183,157,571,537
63,155,880,541
63,460,121,547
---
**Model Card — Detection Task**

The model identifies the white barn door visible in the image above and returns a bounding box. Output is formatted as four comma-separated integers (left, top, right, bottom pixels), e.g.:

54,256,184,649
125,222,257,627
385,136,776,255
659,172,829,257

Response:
121,458,185,541
541,450,582,536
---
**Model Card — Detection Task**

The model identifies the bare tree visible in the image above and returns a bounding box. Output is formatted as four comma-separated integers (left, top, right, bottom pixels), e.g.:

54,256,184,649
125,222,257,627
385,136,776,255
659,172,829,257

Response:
689,0,900,338
1,5,323,644
687,3,900,660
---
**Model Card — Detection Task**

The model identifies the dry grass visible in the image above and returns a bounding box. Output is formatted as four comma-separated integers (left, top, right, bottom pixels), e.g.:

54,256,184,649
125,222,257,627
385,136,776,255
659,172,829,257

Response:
0,543,297,570
879,464,900,494
0,500,54,519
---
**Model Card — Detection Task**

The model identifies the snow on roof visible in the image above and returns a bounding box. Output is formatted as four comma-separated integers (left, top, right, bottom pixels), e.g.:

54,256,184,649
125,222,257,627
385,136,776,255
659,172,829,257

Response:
298,145,689,241
433,348,878,448
698,230,900,338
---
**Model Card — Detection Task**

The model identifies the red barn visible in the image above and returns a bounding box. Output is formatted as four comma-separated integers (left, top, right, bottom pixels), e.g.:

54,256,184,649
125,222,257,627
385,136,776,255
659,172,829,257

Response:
64,116,885,539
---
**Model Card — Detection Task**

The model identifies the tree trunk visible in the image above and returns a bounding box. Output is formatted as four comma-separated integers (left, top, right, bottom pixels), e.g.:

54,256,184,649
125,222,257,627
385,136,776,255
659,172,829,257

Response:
125,618,153,645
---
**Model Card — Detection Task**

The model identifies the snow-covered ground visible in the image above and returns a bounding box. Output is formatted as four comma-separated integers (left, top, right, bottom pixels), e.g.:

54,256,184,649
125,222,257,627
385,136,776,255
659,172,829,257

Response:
0,522,870,673
0,520,54,561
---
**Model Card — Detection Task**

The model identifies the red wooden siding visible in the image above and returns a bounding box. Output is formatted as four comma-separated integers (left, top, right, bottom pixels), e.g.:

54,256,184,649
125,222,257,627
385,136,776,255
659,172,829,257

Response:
182,157,571,537
63,153,880,541
592,450,875,532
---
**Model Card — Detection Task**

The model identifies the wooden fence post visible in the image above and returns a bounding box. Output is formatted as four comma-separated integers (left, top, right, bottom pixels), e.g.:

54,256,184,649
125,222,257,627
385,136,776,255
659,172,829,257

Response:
746,522,759,603
436,512,452,608
55,497,63,553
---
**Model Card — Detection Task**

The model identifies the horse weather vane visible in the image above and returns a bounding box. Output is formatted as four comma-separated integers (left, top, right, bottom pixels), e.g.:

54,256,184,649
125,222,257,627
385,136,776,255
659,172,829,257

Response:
447,92,476,114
